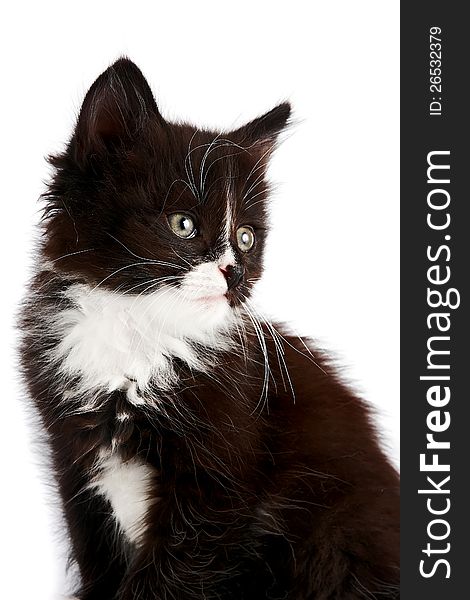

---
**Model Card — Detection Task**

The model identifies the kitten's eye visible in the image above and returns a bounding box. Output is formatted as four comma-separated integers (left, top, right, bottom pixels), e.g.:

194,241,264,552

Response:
236,226,255,252
167,213,197,239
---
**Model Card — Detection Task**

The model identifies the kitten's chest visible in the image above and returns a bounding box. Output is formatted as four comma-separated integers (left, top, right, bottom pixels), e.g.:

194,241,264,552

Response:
52,285,213,403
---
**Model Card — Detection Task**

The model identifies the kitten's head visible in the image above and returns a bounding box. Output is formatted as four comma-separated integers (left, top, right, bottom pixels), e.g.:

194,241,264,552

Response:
43,58,290,333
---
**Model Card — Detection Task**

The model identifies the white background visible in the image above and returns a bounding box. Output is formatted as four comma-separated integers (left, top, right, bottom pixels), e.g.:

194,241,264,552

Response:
0,2,399,598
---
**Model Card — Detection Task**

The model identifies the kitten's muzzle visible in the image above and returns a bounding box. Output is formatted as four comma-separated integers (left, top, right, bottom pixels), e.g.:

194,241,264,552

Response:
219,264,244,291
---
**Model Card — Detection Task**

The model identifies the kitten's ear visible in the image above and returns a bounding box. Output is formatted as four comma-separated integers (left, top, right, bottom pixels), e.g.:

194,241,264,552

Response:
232,102,291,151
73,57,163,163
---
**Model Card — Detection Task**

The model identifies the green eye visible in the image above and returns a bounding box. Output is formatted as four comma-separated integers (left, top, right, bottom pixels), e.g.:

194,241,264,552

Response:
236,225,255,252
168,213,197,239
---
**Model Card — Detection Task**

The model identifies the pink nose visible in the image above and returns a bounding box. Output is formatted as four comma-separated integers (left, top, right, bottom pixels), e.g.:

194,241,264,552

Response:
219,264,244,291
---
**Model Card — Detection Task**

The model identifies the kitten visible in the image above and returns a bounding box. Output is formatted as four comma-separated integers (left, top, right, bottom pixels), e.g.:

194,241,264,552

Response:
19,58,399,599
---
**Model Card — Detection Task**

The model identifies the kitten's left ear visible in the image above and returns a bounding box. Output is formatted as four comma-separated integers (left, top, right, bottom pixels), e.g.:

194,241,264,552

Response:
232,102,291,152
73,57,163,164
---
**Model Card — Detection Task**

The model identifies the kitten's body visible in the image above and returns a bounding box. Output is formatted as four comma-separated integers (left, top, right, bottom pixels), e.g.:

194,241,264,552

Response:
20,59,399,599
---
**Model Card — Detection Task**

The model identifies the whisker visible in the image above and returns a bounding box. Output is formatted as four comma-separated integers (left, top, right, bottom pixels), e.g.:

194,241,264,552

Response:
198,133,224,197
170,248,193,269
201,150,245,200
162,178,197,211
106,233,153,262
242,145,273,196
51,248,96,263
242,170,266,202
245,187,269,210
184,130,200,201
240,300,271,415
248,300,296,403
122,275,185,295
89,259,184,292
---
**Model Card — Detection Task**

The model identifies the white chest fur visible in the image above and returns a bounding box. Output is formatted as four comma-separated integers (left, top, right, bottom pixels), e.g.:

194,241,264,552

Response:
52,283,233,402
88,450,157,545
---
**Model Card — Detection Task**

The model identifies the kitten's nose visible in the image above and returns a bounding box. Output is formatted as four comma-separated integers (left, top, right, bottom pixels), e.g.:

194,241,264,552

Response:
219,264,244,291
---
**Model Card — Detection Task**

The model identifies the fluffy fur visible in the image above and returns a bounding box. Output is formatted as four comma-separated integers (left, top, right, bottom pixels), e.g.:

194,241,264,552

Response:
19,58,399,599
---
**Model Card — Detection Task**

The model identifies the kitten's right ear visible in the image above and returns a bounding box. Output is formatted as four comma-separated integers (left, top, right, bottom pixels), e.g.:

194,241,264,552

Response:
73,57,163,164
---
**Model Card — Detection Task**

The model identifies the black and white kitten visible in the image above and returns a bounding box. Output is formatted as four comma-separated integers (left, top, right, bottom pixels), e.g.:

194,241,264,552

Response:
19,58,399,599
